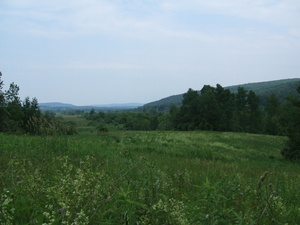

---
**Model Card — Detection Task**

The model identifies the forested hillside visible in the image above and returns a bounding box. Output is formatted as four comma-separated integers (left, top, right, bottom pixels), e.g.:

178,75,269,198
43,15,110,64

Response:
227,78,300,105
141,78,300,112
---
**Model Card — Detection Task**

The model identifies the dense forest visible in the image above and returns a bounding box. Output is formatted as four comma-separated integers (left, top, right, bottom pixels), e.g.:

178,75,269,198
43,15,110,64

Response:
141,78,300,112
84,84,297,135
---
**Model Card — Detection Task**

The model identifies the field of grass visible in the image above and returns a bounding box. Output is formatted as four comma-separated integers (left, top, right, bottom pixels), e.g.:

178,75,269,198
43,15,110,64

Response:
57,115,96,135
58,114,120,135
0,130,300,224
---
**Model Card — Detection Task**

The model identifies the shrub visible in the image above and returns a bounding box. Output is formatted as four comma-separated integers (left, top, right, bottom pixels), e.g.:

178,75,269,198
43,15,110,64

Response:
97,126,109,133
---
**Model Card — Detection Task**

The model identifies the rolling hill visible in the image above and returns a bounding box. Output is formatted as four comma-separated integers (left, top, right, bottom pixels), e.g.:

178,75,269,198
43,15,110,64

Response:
141,78,300,112
38,102,144,112
39,78,300,112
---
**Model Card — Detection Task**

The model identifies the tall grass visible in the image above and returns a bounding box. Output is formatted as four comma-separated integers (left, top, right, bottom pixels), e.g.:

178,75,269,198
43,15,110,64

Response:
0,131,299,224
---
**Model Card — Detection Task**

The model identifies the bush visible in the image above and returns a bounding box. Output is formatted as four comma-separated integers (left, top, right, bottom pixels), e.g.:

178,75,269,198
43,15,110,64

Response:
26,116,78,135
97,126,109,133
281,133,300,160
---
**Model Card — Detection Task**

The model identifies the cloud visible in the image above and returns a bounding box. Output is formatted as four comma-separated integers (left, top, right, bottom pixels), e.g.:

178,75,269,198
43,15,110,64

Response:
2,0,300,105
1,0,162,38
2,0,300,41
161,0,300,34
2,0,298,63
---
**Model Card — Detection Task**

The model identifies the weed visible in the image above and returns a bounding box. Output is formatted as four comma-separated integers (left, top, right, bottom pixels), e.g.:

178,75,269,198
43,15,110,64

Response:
0,131,299,224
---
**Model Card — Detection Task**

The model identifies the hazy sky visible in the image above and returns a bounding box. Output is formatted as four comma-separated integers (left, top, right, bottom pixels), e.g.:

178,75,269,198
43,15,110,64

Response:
1,0,300,105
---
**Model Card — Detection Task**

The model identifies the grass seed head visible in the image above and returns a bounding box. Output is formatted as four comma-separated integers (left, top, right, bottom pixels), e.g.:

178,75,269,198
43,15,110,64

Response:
258,171,268,188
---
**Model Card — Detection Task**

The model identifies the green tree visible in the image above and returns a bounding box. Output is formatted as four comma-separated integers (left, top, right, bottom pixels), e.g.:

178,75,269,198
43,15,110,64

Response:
264,94,281,135
4,83,24,133
0,73,77,135
177,88,200,130
44,110,56,122
247,90,263,133
281,87,300,160
22,97,42,134
214,84,235,131
235,87,248,131
123,113,153,130
198,85,219,130
168,105,180,130
0,72,7,131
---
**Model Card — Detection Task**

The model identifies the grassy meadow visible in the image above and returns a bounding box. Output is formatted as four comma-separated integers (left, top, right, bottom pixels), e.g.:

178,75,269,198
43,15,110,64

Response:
1,126,300,224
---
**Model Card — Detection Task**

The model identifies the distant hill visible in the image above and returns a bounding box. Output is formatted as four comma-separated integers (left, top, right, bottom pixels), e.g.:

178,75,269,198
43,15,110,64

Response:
141,78,300,112
92,103,143,108
39,102,77,108
39,79,300,113
39,102,144,112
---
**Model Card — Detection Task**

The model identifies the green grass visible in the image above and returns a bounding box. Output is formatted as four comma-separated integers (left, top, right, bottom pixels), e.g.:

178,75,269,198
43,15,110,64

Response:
58,114,120,135
0,131,299,224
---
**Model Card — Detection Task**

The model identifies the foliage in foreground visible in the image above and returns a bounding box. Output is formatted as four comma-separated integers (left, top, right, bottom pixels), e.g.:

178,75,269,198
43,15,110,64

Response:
0,131,300,224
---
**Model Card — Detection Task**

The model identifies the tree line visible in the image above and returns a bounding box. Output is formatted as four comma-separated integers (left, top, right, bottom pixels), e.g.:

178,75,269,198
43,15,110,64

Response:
85,84,294,135
169,84,300,160
0,72,77,135
169,84,300,144
1,71,298,159
85,83,300,159
171,85,270,133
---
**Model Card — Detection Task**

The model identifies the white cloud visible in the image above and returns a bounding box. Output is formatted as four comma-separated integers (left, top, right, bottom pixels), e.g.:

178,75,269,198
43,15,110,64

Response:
2,0,299,41
161,0,300,27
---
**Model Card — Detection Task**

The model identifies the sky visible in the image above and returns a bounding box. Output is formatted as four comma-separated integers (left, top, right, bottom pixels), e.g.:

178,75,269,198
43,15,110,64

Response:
1,0,300,106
